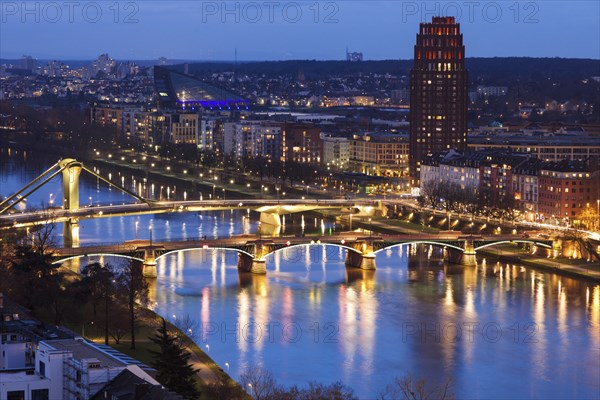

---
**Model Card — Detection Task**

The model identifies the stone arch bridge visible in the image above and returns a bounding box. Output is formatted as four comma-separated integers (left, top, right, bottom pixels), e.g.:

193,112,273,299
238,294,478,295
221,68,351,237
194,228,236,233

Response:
50,234,555,277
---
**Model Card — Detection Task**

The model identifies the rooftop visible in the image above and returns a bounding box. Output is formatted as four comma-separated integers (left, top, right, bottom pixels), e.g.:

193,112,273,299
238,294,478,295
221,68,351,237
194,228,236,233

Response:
154,66,247,108
41,339,153,372
0,369,45,383
468,133,600,147
90,366,182,400
540,159,596,173
43,339,126,368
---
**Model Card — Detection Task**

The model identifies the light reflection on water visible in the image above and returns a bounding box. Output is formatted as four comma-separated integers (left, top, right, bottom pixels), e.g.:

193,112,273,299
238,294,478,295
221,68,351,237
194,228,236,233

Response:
146,245,599,399
3,149,600,398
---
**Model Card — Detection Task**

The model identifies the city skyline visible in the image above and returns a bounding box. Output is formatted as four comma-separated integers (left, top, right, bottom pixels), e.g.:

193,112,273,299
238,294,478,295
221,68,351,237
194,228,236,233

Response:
1,1,599,60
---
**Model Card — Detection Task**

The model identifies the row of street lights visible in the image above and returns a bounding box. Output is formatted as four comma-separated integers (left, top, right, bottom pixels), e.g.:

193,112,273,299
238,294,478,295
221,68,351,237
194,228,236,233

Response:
109,149,317,203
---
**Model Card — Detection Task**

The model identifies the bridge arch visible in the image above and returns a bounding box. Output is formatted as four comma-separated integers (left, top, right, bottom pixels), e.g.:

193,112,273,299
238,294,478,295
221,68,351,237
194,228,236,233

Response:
373,241,465,255
474,240,552,252
155,247,255,262
264,242,362,259
52,253,144,265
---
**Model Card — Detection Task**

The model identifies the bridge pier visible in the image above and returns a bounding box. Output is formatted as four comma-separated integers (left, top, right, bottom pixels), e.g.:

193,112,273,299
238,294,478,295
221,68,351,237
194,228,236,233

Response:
143,260,157,278
142,247,157,278
463,238,476,255
344,250,376,271
258,212,281,236
460,238,478,266
259,212,281,226
552,239,562,258
344,251,376,269
444,248,477,266
345,240,377,270
63,219,80,248
237,253,267,274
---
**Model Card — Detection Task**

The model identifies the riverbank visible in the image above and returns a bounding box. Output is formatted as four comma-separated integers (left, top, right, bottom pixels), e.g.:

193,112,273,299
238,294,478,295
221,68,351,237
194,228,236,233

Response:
84,305,246,399
343,215,600,284
479,245,600,283
5,137,598,285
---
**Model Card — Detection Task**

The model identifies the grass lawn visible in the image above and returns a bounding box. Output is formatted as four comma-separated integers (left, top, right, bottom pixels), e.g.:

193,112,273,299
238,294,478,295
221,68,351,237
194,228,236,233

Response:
61,303,244,398
377,218,441,234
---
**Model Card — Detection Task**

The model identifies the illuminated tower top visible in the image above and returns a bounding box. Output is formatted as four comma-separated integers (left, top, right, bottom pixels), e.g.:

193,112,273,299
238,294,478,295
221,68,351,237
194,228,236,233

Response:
409,16,468,187
413,16,465,72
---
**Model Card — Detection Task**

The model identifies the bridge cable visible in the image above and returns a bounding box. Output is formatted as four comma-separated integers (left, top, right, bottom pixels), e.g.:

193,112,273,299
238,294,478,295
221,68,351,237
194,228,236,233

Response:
0,164,67,215
0,162,60,210
80,165,149,204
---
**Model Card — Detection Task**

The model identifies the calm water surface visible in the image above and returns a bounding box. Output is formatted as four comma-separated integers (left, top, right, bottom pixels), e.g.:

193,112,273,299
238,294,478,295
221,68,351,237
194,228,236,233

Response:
1,147,599,399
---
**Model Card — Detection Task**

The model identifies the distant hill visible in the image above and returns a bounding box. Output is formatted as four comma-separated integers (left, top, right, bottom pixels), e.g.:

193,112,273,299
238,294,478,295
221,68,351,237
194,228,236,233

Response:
177,58,600,81
2,57,597,80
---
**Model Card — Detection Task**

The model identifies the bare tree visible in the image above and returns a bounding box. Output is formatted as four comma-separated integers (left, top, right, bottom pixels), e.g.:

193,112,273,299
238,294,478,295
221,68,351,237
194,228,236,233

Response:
497,194,519,222
117,260,149,349
29,209,59,254
203,375,247,400
240,368,282,400
559,229,587,259
421,180,444,209
108,315,128,344
287,381,356,400
578,206,598,230
172,314,201,345
379,374,454,400
440,183,462,213
461,186,479,215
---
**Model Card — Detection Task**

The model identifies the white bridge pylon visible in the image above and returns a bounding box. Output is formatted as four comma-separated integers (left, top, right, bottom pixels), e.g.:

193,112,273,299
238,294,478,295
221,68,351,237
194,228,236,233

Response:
0,158,147,215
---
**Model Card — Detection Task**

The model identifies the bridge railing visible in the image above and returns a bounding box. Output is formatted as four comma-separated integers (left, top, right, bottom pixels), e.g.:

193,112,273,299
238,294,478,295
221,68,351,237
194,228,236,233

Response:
53,232,534,254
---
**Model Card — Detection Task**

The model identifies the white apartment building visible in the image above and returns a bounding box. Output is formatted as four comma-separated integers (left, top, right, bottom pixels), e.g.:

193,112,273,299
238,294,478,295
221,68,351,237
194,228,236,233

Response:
419,149,472,192
199,116,217,150
512,160,541,218
223,121,282,160
349,133,409,177
170,113,199,145
438,162,479,191
1,338,153,400
322,135,350,170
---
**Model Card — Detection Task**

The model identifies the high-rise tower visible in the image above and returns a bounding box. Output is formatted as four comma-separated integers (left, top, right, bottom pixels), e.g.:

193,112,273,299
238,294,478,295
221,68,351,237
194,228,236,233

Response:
409,16,468,187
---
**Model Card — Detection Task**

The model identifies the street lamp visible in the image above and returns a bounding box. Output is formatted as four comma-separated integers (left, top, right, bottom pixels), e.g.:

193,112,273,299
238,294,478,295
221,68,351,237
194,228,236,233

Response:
369,217,372,238
135,221,139,240
212,184,216,199
149,224,153,247
89,196,92,206
222,188,226,201
597,199,600,231
276,187,280,202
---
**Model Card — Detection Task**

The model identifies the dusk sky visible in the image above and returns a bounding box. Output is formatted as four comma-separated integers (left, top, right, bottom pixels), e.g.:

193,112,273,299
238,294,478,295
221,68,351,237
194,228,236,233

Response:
1,1,599,60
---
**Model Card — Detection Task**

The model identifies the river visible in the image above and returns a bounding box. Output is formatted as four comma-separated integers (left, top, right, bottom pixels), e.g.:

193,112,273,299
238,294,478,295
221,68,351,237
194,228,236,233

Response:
1,147,598,399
